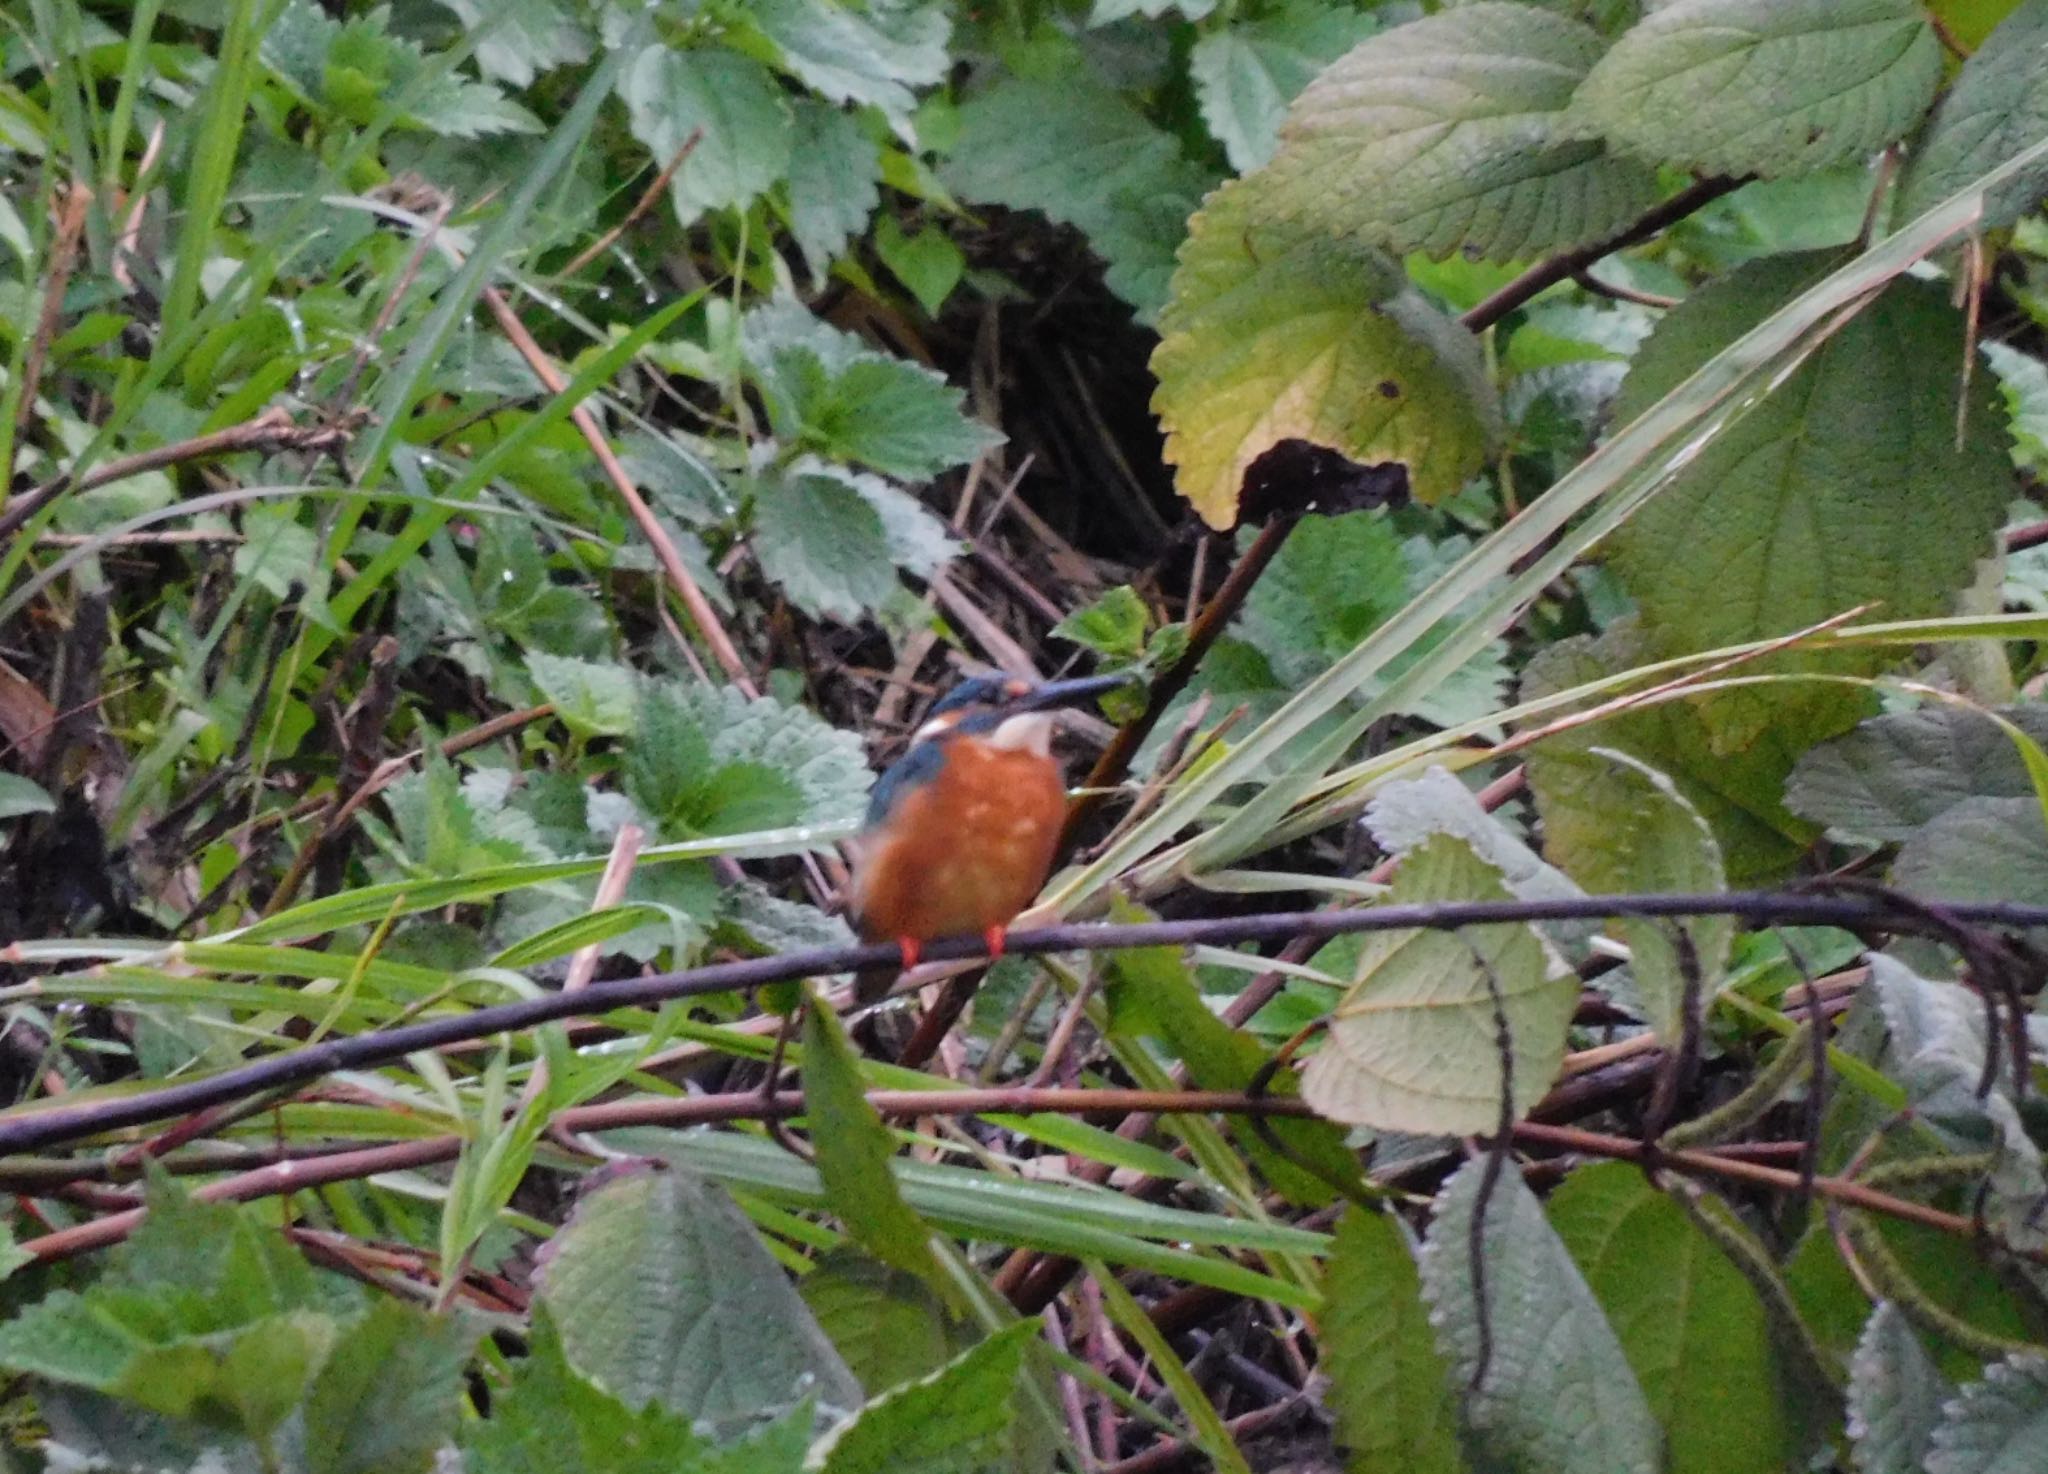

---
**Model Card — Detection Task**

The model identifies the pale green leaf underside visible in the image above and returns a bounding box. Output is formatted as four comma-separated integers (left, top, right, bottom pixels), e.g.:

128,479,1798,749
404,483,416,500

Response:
1848,1303,1954,1474
1189,1,1381,173
1300,835,1574,1134
1927,1354,2048,1474
1420,1158,1663,1474
1571,0,1942,178
1260,2,1657,260
1152,174,1499,529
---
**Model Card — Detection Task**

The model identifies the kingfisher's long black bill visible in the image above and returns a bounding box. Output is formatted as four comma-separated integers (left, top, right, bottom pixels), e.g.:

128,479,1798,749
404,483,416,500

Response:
1002,672,1138,714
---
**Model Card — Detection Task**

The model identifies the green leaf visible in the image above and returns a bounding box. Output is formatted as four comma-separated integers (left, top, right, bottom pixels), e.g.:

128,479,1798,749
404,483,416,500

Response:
1927,1353,2048,1474
799,1251,961,1395
1258,3,1656,259
0,772,56,819
462,1309,710,1474
1985,341,2048,473
945,70,1216,318
1188,0,1380,172
616,45,795,224
378,751,547,876
621,680,871,834
1547,1165,1797,1474
535,1164,862,1423
1419,1157,1663,1474
303,1300,480,1474
1848,1303,1955,1474
1893,795,2048,908
786,101,882,283
874,214,965,317
435,0,591,87
753,470,901,622
814,1322,1034,1474
1570,0,1942,177
802,996,948,1291
1606,254,2013,752
1898,0,2048,229
1534,747,1728,1041
1052,585,1149,661
1786,705,2048,844
1152,175,1499,530
527,652,638,738
742,0,948,131
1300,834,1575,1133
262,0,540,136
1319,1209,1466,1474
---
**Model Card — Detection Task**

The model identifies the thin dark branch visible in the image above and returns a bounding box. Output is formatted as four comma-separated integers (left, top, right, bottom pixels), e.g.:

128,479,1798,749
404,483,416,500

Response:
4,889,2046,1155
1461,176,1749,333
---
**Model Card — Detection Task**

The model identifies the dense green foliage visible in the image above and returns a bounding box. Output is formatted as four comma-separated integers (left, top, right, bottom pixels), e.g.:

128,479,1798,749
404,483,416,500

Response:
5,0,2048,1468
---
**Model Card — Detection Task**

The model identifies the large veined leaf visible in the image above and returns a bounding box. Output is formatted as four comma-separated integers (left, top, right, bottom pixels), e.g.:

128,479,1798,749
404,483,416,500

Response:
1152,174,1500,530
740,0,949,133
1529,746,1729,1042
1419,1157,1662,1474
1570,0,1943,178
1605,254,2013,751
1548,1165,1798,1474
1786,705,2048,844
1299,834,1575,1134
809,1324,1035,1474
1898,0,2048,228
614,45,795,224
1320,1209,1467,1474
1190,0,1381,172
534,1164,863,1425
1257,2,1657,261
1848,1303,1955,1474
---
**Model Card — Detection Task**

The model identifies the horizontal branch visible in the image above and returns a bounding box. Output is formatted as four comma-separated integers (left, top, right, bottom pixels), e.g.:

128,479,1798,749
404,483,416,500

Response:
3,889,2043,1155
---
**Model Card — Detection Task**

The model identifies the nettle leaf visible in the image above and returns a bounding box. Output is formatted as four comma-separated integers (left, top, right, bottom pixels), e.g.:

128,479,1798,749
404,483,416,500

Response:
378,752,548,876
621,680,870,834
1258,3,1656,261
786,102,882,284
1520,621,1817,885
434,0,591,88
1152,175,1499,530
1848,1303,1955,1474
754,469,901,622
1786,705,2048,844
1898,0,2048,228
1299,834,1575,1134
622,684,805,839
616,44,795,224
1319,1208,1466,1474
535,1164,862,1426
1052,585,1150,662
1420,1157,1662,1474
1893,794,2048,909
302,1299,481,1474
262,0,541,137
1985,342,2048,473
742,0,948,133
1548,1164,1797,1474
1927,1353,2048,1474
527,652,638,738
801,997,947,1292
1570,0,1942,178
1606,254,2013,753
874,215,966,317
1531,747,1728,1042
799,1251,961,1396
811,1323,1035,1474
945,67,1216,318
1189,0,1381,172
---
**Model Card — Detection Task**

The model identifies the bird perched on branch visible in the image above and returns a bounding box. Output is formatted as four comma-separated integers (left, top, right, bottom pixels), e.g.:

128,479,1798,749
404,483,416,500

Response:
847,672,1128,1003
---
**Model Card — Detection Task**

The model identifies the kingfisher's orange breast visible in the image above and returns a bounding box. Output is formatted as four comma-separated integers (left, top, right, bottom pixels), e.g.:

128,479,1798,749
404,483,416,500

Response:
850,738,1069,945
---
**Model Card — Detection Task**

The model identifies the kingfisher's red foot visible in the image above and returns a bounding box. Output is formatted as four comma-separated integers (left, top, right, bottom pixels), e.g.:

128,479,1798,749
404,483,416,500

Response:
897,937,922,971
983,925,1008,961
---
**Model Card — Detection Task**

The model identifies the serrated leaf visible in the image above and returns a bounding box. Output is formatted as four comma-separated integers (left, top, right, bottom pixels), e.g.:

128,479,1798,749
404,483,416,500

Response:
812,1323,1034,1474
1260,2,1656,259
527,652,638,738
1607,253,2013,752
436,0,591,87
787,102,881,283
802,997,947,1291
1547,1164,1796,1474
1848,1303,1955,1474
1300,834,1575,1133
945,71,1216,318
1152,175,1499,530
262,0,540,137
799,1250,961,1395
1985,342,2048,474
1892,795,2048,908
1570,0,1943,177
535,1164,862,1424
1534,747,1728,1042
874,214,965,316
1786,705,2048,844
1898,0,2048,229
1052,585,1149,661
616,45,794,224
820,463,960,577
754,470,900,622
1320,1209,1466,1474
621,681,871,834
743,0,948,131
303,1299,480,1474
1927,1353,2048,1474
1419,1157,1662,1474
1189,0,1381,172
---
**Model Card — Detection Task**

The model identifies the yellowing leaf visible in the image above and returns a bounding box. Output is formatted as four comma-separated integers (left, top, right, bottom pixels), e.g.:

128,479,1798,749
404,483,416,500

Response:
1152,175,1499,529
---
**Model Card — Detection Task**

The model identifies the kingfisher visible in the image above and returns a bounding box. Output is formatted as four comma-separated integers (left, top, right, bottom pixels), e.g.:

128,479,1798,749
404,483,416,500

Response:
847,672,1127,1002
